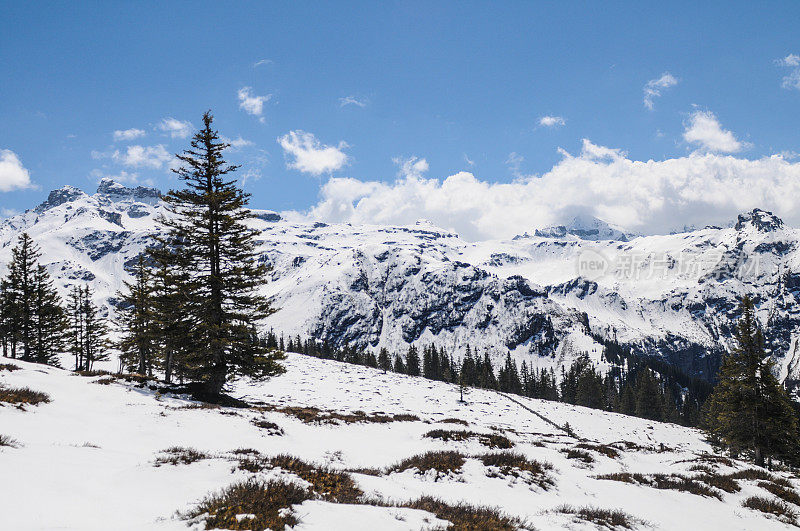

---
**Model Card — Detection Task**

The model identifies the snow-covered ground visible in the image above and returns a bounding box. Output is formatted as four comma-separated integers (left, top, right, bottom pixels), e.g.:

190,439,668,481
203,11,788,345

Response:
0,353,795,530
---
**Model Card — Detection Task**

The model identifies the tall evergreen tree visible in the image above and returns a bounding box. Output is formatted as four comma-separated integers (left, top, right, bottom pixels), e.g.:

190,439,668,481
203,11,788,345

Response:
0,233,66,365
704,297,800,466
156,111,284,397
405,345,421,376
116,255,156,375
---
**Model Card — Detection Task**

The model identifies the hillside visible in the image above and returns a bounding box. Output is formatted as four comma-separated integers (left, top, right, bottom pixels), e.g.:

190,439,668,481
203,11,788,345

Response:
0,353,796,530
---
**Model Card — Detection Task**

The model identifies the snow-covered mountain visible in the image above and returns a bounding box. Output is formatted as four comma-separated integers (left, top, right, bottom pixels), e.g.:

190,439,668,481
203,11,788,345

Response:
3,179,800,383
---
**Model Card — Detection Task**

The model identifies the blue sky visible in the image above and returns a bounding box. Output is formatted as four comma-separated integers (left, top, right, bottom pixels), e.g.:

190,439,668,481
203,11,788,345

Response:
2,1,800,239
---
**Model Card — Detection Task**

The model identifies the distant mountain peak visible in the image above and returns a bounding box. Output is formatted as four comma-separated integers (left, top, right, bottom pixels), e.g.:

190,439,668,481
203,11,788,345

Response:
95,178,161,204
735,208,784,233
525,214,635,241
35,185,87,212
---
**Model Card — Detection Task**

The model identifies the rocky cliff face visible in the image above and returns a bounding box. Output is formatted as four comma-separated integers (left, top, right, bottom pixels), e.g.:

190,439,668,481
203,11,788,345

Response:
3,181,799,383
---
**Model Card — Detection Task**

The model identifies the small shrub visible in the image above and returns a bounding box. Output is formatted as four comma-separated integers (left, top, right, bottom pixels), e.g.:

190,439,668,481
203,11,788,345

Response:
0,385,51,407
688,464,716,474
254,404,419,425
742,495,797,524
423,429,513,449
185,479,312,530
155,446,209,466
575,443,620,459
405,496,526,531
438,417,469,426
480,451,554,489
251,419,284,436
0,434,20,448
694,473,740,493
554,504,640,529
94,377,115,385
267,454,362,503
0,363,20,372
758,481,800,506
562,448,595,464
387,451,466,479
596,472,722,499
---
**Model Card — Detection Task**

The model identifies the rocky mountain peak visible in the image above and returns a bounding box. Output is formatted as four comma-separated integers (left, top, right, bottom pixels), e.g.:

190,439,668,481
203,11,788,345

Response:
735,208,784,233
95,178,161,204
530,214,634,242
35,185,87,212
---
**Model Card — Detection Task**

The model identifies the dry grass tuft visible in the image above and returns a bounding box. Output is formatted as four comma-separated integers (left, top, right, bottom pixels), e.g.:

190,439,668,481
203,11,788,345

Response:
405,496,528,530
574,442,620,459
758,481,800,507
267,454,363,503
154,446,210,466
384,451,466,479
254,404,420,425
0,385,51,407
438,417,470,426
562,448,595,464
554,504,641,529
251,419,284,436
596,472,722,499
0,363,21,372
424,429,514,449
185,478,311,530
480,451,555,489
742,495,798,524
0,434,20,448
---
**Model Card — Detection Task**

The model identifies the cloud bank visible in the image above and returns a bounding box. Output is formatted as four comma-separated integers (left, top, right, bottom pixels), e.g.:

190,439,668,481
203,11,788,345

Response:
682,110,745,153
289,140,800,241
0,150,33,191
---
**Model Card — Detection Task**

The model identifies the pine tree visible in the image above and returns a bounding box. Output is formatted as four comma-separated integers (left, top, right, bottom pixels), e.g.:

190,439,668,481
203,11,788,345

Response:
405,345,420,376
156,111,284,397
0,233,66,365
634,369,662,421
82,286,109,372
116,255,156,375
378,347,391,372
704,296,800,466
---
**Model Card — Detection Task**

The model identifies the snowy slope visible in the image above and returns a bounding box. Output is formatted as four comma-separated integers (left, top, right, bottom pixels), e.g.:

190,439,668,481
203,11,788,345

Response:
1,353,796,530
3,180,800,381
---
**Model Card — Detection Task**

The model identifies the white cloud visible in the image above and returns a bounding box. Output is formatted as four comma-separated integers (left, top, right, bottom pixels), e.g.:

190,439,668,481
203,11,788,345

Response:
99,144,173,169
464,154,475,167
777,54,800,67
277,131,348,175
290,140,800,241
220,135,254,151
113,128,145,142
506,152,524,176
157,118,193,139
339,96,368,108
539,115,565,127
393,156,429,178
643,72,678,109
777,54,800,91
682,110,745,153
253,58,273,67
238,87,271,122
0,149,33,191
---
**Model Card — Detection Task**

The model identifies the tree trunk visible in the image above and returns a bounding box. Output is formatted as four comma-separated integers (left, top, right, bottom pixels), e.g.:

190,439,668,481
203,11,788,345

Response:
754,446,764,468
164,349,173,384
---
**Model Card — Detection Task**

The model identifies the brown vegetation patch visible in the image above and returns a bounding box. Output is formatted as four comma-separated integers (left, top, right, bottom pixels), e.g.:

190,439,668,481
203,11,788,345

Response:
423,429,514,449
267,454,363,503
562,448,595,464
0,385,51,407
382,450,466,479
574,443,620,459
251,419,284,436
255,404,420,425
154,446,210,466
742,495,798,525
759,481,800,506
438,417,469,426
554,504,641,529
596,472,722,499
479,451,555,489
404,496,527,531
185,478,311,530
0,363,21,372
